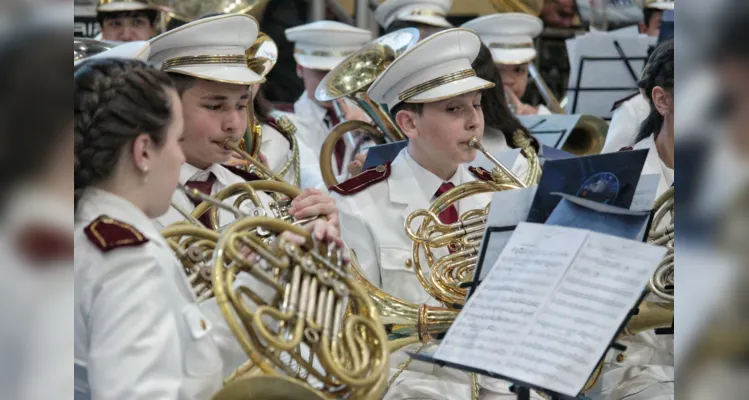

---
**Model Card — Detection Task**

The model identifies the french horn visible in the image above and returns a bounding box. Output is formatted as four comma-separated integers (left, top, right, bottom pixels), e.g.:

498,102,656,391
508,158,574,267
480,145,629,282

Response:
315,28,420,187
164,200,391,398
648,186,674,302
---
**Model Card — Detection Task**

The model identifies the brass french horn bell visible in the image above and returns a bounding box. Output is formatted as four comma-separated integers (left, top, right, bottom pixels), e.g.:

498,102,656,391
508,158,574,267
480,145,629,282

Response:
490,0,544,15
315,28,420,187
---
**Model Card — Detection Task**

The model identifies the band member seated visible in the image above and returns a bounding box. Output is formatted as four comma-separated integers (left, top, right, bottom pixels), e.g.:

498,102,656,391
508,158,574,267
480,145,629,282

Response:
331,28,540,399
463,13,552,116
96,0,159,42
375,0,453,37
147,15,340,235
472,42,541,181
591,39,674,400
602,0,674,153
285,21,373,179
74,55,224,399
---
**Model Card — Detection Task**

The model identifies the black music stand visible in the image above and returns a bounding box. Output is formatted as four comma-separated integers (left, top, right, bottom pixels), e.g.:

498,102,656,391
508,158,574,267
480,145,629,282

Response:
566,39,649,120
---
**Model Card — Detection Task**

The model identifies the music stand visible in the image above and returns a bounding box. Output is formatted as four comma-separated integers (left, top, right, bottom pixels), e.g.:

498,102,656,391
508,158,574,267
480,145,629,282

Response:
566,37,650,120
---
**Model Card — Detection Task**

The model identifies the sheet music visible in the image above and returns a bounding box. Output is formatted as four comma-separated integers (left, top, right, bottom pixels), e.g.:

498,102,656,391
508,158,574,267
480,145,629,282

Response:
630,173,661,211
435,222,667,397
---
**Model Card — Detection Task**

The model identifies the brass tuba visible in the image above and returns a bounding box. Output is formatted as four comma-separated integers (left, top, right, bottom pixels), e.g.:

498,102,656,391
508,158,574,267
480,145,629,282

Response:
74,38,118,63
149,0,270,27
315,28,420,187
489,0,544,15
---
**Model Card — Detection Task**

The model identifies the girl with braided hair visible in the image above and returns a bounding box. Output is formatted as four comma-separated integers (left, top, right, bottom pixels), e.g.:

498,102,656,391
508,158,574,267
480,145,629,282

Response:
632,39,675,197
74,56,225,399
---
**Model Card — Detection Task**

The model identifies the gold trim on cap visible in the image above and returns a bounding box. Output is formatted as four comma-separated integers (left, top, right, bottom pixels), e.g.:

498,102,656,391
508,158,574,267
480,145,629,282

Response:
399,69,477,101
407,9,446,17
488,42,535,50
294,48,356,58
162,55,247,70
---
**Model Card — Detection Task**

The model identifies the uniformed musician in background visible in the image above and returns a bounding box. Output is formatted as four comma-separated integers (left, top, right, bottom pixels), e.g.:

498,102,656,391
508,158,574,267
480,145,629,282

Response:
462,13,552,115
96,0,159,42
591,39,675,400
285,21,373,180
375,0,453,37
74,56,224,399
602,0,674,153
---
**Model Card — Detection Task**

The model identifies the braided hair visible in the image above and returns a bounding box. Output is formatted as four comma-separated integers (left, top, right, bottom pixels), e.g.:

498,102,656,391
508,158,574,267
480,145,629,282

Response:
635,39,674,143
74,58,175,211
472,43,540,153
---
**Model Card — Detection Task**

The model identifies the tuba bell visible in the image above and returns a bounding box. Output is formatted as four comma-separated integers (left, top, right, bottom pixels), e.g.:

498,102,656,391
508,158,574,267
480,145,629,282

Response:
149,0,270,27
315,28,420,187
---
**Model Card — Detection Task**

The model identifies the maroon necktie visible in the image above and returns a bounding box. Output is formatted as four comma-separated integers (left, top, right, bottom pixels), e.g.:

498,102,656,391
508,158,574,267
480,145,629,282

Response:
326,109,346,171
435,182,458,225
185,173,216,228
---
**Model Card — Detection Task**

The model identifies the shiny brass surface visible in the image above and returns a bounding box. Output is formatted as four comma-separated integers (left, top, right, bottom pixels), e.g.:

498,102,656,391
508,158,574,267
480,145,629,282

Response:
490,0,545,15
151,0,270,24
223,139,289,184
74,38,117,62
212,216,389,398
648,187,675,302
315,28,419,187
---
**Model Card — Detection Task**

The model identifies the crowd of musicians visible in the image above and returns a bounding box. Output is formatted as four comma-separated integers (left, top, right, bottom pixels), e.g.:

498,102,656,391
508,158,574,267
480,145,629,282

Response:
73,0,675,399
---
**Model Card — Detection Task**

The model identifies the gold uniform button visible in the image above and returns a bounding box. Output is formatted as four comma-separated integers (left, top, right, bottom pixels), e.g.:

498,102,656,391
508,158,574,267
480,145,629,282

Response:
405,259,413,269
200,319,207,330
375,165,386,173
616,353,626,363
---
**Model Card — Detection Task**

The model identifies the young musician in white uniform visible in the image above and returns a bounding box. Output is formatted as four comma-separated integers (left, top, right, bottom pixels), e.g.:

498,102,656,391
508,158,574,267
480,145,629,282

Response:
331,28,543,400
95,0,159,42
375,0,453,37
601,0,674,153
74,55,224,399
285,21,373,178
462,13,553,116
148,15,340,235
591,40,674,400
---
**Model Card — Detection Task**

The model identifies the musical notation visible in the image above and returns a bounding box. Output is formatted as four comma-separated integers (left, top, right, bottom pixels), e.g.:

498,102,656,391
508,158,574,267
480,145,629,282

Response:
434,222,667,397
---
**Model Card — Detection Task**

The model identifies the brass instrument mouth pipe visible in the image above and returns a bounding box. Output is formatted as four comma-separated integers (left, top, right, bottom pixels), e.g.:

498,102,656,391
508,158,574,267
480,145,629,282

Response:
179,184,248,222
467,136,527,188
222,138,287,183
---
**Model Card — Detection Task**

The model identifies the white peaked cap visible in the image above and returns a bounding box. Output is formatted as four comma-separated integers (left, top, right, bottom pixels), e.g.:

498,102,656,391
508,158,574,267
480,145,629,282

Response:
97,0,153,12
375,0,453,30
285,21,373,71
461,13,543,65
646,0,675,11
75,41,150,66
368,28,494,111
148,14,263,85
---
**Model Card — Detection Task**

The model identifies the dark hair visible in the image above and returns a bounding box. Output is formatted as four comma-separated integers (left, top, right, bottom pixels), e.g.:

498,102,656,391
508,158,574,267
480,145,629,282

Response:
642,7,658,27
384,19,446,36
97,9,159,26
253,87,275,125
74,58,176,210
634,39,674,143
472,43,539,152
0,26,71,207
167,72,197,96
390,102,424,120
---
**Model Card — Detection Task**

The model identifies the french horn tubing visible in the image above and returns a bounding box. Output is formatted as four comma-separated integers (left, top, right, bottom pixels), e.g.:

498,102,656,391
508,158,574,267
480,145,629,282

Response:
648,186,675,302
209,216,390,399
315,28,420,187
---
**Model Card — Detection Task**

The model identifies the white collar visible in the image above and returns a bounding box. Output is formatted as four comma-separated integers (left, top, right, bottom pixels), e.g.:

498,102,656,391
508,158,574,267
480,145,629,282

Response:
179,163,236,187
403,147,461,200
75,187,161,241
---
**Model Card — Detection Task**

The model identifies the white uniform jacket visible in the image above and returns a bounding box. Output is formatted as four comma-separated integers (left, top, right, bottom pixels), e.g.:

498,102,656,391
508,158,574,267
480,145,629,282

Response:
293,92,358,179
260,110,324,190
602,94,651,153
74,188,222,400
589,135,674,400
332,148,542,399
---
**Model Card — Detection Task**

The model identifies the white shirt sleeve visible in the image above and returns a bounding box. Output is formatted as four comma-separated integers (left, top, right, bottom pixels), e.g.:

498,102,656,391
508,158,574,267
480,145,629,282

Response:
335,195,381,288
87,254,184,400
296,136,326,191
602,101,642,153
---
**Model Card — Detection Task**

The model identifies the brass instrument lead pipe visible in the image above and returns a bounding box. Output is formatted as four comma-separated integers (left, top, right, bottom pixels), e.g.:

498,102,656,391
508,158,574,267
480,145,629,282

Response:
170,200,204,227
528,63,565,114
467,137,527,188
222,138,288,183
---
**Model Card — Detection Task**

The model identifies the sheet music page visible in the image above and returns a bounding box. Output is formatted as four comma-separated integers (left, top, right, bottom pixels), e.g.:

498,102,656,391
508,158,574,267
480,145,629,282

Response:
436,223,585,371
435,222,667,397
